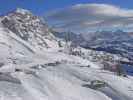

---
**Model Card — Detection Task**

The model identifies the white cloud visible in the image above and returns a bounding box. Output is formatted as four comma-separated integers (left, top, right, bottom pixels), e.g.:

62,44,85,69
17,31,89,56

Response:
45,4,133,33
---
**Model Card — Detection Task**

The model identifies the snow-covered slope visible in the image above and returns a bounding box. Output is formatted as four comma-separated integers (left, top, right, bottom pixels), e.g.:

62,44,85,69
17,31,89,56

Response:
0,23,35,65
0,52,133,100
0,8,133,100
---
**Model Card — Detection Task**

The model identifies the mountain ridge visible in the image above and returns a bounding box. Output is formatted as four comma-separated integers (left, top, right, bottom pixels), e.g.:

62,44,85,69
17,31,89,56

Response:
52,29,133,60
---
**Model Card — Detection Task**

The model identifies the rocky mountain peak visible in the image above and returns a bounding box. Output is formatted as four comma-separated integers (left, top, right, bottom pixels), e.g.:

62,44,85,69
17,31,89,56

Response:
0,8,59,50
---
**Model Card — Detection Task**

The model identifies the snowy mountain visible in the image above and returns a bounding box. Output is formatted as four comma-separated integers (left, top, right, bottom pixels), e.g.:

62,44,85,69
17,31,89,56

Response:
82,30,133,60
1,8,59,51
0,8,133,100
53,30,133,61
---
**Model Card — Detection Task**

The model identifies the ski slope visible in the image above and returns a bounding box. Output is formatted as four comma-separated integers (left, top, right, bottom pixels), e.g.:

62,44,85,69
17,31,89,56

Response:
0,49,133,100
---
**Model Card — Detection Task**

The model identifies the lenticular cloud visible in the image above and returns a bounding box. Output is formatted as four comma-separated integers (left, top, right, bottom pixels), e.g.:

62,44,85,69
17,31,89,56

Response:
46,4,133,32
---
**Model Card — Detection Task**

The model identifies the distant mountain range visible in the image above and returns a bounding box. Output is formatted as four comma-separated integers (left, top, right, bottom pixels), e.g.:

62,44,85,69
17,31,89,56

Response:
53,30,133,61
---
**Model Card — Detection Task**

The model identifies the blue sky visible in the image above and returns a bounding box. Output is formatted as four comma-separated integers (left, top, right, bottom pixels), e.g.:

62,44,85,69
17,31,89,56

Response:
0,0,133,15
